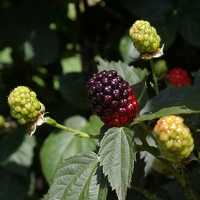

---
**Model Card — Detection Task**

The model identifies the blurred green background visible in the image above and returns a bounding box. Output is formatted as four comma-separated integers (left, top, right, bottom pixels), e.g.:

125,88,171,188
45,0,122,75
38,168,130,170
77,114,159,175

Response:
0,0,200,199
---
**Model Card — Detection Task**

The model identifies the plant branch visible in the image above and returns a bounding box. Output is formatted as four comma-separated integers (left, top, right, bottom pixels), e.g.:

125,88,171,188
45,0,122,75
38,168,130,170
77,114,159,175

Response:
44,117,99,139
131,185,162,200
150,59,159,95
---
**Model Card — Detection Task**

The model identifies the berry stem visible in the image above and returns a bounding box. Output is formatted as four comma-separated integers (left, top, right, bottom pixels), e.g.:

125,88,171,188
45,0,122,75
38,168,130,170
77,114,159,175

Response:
180,162,200,200
44,117,99,139
150,59,159,95
131,185,162,200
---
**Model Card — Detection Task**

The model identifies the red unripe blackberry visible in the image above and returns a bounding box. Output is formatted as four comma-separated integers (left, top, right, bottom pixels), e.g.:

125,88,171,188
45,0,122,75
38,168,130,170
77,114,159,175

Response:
85,70,139,127
169,68,191,86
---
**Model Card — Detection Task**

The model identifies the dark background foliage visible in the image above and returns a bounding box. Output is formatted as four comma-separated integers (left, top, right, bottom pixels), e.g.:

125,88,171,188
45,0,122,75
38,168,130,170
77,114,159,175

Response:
0,0,200,199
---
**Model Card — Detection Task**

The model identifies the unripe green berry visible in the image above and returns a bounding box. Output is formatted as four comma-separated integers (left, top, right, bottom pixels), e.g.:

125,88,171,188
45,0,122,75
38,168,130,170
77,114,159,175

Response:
0,115,5,129
152,158,170,174
154,115,194,162
8,86,41,125
154,60,168,76
129,20,161,54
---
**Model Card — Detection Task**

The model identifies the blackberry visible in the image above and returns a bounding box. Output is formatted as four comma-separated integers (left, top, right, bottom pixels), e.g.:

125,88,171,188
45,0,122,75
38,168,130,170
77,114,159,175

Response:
169,68,191,86
154,115,194,162
129,20,161,54
7,86,41,125
152,158,170,174
85,70,139,127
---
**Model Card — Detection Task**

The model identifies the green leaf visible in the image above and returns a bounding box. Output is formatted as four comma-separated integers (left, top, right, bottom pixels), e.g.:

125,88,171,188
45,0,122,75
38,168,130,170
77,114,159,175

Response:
40,115,101,184
192,69,200,86
58,72,89,109
61,54,82,73
161,180,187,200
0,166,30,200
119,35,135,64
0,129,25,163
1,133,36,177
0,131,35,200
0,130,36,174
132,106,200,124
131,153,146,187
177,0,200,48
0,0,58,63
132,74,148,112
18,25,59,64
81,115,104,136
152,86,200,110
120,0,173,20
99,127,136,200
132,186,162,200
86,164,108,200
97,58,148,86
44,152,107,200
152,18,178,49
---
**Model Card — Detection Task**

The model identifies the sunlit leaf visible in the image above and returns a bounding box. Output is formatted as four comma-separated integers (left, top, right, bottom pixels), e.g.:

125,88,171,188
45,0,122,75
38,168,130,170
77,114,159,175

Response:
99,127,136,200
97,58,148,86
44,152,107,200
97,59,148,109
132,106,200,124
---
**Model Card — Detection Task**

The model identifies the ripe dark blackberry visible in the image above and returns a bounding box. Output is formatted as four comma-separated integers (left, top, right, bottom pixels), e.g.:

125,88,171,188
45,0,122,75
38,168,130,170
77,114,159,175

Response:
85,70,139,127
169,68,191,86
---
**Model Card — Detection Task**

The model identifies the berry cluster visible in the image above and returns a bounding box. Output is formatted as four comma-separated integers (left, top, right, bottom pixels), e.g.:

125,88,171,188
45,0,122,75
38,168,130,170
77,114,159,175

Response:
85,70,139,127
154,115,194,162
129,20,161,54
8,86,41,125
169,68,191,86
